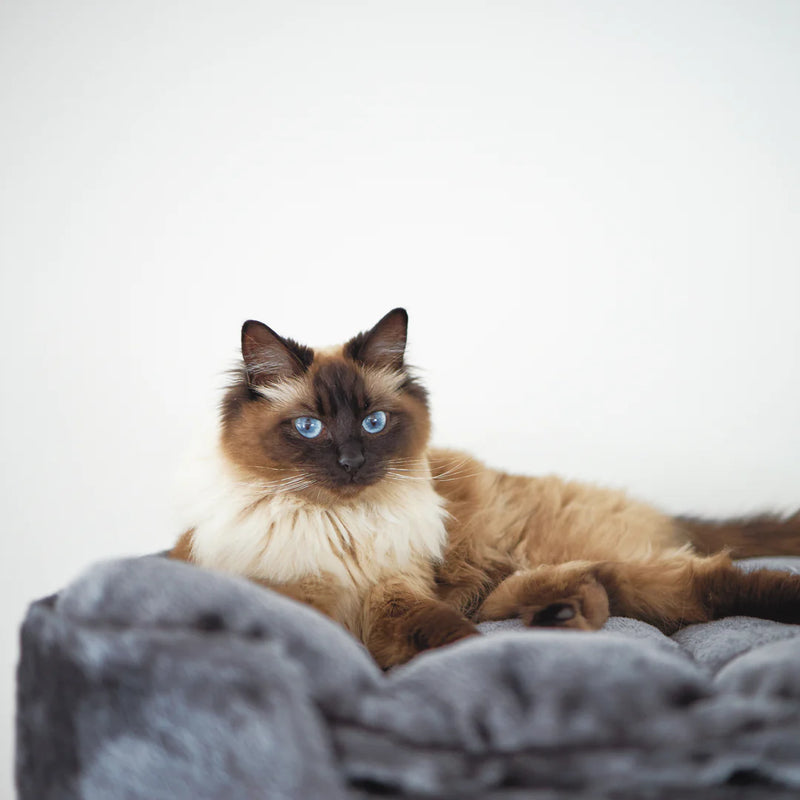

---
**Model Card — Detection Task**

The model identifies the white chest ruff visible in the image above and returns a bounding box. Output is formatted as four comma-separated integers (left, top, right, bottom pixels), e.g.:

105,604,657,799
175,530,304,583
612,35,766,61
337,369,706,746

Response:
184,452,449,587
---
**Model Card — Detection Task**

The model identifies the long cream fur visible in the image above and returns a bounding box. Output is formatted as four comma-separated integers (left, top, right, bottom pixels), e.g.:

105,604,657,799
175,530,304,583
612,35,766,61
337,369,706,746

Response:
182,444,449,588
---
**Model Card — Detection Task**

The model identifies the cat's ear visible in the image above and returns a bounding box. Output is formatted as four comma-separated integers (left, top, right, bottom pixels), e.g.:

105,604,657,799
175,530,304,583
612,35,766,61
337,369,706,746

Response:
347,308,408,370
241,320,310,385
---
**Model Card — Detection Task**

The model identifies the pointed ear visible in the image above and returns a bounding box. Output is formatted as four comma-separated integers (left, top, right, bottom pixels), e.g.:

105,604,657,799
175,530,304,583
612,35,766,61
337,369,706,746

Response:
348,308,408,370
241,320,308,385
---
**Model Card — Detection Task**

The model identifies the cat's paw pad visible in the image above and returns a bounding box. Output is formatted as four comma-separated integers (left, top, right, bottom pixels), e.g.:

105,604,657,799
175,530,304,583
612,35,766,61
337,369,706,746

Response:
522,580,609,630
522,599,589,629
530,602,577,625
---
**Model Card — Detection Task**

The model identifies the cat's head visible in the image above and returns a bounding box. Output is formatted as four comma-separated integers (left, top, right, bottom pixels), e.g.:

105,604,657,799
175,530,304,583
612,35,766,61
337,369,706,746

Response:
220,308,431,502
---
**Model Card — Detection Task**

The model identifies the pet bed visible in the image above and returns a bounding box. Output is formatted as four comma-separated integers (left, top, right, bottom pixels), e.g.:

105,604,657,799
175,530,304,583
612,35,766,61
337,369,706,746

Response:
16,555,800,799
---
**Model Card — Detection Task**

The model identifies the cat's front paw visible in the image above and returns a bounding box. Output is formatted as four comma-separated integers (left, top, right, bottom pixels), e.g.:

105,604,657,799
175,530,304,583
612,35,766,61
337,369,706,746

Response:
369,605,481,669
410,613,481,651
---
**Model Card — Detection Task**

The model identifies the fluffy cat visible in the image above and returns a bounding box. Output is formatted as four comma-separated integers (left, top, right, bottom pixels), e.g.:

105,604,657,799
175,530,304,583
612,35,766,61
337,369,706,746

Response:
171,309,800,668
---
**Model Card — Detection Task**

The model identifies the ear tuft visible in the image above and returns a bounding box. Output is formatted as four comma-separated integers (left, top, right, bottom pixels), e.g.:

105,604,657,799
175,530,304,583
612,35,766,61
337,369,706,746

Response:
346,308,408,370
241,320,310,386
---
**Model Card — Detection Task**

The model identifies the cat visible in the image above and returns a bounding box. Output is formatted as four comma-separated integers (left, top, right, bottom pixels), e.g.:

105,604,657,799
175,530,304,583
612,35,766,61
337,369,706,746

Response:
170,308,800,668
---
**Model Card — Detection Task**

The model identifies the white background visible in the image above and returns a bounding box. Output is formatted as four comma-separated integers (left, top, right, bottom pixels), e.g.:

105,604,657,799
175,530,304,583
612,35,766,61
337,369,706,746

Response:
2,1,799,795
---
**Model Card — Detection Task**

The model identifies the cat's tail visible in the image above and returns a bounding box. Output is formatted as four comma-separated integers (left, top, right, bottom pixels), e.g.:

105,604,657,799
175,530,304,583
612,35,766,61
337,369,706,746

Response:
675,510,800,558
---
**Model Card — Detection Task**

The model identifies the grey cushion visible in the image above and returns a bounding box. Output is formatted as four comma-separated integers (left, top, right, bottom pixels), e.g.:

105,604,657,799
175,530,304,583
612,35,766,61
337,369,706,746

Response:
16,555,800,799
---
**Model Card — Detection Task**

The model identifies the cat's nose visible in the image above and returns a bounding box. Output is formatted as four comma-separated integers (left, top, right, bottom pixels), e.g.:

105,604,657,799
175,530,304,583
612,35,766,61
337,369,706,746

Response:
338,443,365,473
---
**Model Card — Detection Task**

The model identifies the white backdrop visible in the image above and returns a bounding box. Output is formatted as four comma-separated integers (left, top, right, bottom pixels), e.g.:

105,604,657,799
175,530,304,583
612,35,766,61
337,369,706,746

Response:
2,1,799,794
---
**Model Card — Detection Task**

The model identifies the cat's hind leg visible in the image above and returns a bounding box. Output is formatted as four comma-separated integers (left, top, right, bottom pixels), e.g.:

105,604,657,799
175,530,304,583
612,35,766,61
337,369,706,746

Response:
477,551,800,634
591,550,800,633
474,562,611,630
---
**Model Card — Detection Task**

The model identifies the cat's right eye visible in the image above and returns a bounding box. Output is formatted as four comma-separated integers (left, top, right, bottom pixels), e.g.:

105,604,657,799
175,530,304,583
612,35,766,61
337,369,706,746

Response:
294,417,323,439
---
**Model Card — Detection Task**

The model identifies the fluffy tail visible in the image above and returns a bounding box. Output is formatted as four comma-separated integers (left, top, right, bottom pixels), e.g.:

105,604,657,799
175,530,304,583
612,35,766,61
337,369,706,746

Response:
675,510,800,558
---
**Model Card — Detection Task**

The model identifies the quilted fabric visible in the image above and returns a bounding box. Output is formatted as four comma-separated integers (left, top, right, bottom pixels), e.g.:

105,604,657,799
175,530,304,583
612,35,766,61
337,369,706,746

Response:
15,555,800,799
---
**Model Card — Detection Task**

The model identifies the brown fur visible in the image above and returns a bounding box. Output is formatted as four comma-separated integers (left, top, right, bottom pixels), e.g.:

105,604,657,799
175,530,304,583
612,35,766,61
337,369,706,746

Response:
170,528,194,561
171,310,800,668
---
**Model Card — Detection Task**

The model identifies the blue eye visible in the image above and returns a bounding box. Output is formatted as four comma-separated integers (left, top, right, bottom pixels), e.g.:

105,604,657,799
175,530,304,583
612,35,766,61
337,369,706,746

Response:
295,417,323,438
362,411,387,434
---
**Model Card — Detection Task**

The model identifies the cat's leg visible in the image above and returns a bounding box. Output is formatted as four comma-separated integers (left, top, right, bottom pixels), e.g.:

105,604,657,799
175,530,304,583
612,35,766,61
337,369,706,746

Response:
477,551,800,634
474,561,611,630
591,551,800,633
362,578,480,669
249,575,370,637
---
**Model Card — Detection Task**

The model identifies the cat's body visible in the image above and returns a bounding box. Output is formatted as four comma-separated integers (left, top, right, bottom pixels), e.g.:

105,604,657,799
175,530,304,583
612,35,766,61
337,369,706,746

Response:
171,309,800,668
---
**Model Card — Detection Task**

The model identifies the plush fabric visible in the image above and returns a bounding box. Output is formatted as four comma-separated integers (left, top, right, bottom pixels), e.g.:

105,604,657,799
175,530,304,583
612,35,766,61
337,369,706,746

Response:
16,555,800,799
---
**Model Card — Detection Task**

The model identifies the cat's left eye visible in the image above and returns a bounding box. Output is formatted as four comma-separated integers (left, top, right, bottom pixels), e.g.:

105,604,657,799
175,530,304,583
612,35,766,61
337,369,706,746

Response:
362,411,387,434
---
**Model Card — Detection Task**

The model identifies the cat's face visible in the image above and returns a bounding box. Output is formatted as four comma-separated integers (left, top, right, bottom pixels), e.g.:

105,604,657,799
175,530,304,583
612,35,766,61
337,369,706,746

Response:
220,309,431,502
